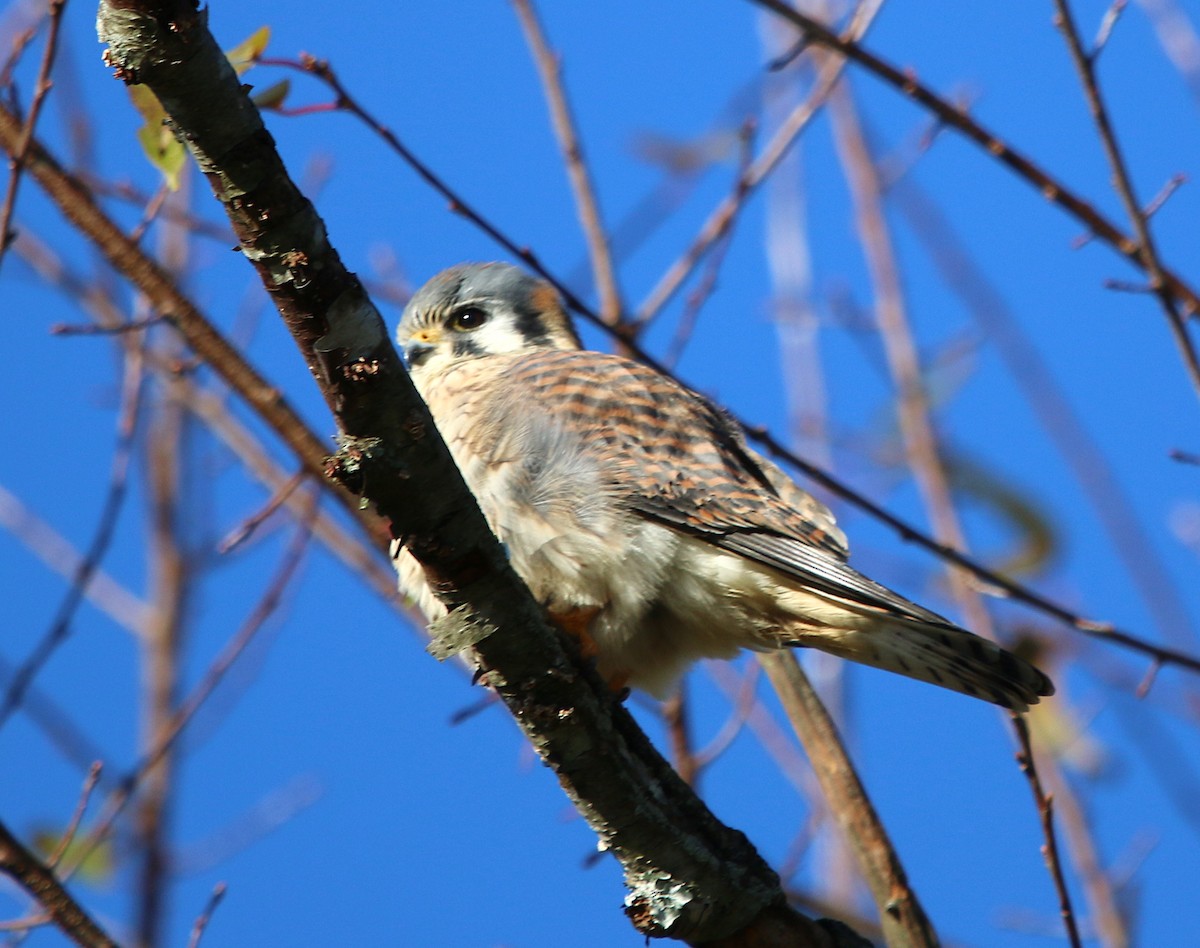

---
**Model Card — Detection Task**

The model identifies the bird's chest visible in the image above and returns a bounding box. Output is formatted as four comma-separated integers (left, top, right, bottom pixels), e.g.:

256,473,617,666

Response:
414,358,652,608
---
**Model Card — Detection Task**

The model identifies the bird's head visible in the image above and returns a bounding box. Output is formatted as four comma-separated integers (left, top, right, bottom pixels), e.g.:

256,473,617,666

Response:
397,262,582,380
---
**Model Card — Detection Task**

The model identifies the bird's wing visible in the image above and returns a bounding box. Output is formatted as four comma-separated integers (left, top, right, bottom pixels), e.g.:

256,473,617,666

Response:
503,349,954,627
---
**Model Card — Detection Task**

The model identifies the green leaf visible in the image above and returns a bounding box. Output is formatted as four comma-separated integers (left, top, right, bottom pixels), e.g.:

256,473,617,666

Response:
251,78,291,111
128,85,185,190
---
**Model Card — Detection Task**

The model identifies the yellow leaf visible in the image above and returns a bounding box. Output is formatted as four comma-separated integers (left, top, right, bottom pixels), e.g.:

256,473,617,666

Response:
226,26,271,76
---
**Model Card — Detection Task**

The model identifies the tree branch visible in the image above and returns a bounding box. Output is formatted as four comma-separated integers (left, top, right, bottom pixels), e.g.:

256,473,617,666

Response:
0,818,118,948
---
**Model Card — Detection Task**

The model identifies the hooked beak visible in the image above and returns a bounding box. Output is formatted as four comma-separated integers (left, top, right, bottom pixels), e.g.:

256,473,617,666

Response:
403,340,435,368
402,328,439,368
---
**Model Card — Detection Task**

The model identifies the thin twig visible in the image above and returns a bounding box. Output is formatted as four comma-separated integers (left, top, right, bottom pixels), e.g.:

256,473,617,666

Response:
1043,762,1132,946
217,471,306,554
0,0,66,272
18,224,403,616
511,0,623,326
1143,172,1187,219
1094,0,1129,55
1013,715,1085,948
0,104,391,548
663,119,757,369
75,171,233,242
50,314,168,335
0,334,145,730
693,660,760,770
753,424,1200,675
747,0,1200,396
0,653,111,776
0,26,39,94
185,882,227,948
256,54,608,334
47,762,103,869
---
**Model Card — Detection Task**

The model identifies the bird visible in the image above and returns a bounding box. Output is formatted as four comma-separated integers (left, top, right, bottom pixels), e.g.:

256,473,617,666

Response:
392,262,1054,711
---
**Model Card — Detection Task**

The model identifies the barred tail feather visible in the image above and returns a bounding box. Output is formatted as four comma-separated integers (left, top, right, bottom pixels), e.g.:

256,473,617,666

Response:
790,620,1055,712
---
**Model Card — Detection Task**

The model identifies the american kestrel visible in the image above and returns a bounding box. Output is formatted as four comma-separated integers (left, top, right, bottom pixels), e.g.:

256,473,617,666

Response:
393,262,1054,711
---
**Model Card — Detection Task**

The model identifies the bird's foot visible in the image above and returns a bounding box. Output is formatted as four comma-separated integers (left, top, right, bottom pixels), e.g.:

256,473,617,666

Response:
547,604,603,659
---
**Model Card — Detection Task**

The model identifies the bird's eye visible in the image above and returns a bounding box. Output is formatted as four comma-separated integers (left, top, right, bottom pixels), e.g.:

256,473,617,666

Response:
450,307,489,331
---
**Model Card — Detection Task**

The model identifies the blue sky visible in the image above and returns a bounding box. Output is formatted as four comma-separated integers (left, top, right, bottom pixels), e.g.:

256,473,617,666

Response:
3,1,1200,945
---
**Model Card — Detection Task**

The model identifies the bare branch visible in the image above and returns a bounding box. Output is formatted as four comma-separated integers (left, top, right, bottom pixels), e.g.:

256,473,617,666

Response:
1051,0,1200,401
748,0,1200,399
759,653,939,947
186,882,227,948
47,763,103,869
0,0,66,272
511,0,624,326
635,1,884,327
1012,715,1085,948
0,818,118,948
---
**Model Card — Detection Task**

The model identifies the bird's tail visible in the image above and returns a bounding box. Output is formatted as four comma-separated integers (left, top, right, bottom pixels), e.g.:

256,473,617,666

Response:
789,619,1054,712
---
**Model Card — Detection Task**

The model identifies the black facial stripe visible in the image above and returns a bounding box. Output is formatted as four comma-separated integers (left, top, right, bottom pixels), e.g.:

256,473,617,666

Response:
513,300,553,347
452,337,485,359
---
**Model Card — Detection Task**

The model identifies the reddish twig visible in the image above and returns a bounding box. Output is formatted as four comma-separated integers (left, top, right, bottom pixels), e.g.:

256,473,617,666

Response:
511,0,624,326
50,314,168,335
1012,715,1085,948
0,0,66,271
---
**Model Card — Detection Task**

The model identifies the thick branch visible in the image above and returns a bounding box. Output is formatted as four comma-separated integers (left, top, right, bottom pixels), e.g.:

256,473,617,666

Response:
93,1,848,942
0,818,118,948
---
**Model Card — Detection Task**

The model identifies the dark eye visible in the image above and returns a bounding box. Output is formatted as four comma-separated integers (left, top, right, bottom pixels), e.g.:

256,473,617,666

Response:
450,307,489,331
